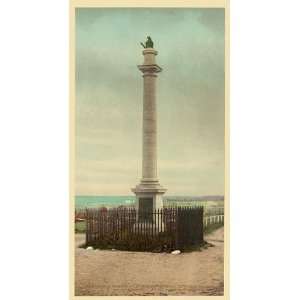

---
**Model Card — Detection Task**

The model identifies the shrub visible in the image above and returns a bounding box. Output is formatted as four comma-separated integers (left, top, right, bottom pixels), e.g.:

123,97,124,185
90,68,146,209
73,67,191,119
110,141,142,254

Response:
86,231,176,252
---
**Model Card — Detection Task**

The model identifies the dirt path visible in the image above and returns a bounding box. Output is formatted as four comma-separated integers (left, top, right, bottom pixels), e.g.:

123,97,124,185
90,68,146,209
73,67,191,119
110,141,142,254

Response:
75,227,224,296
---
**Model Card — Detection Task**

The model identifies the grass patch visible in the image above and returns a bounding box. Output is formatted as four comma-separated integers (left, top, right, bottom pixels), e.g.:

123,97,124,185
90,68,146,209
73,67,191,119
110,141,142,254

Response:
81,237,211,253
75,221,86,233
82,230,208,253
84,231,176,252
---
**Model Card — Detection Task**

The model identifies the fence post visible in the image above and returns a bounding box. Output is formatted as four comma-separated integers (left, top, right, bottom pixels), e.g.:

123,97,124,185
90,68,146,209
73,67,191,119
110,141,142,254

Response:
175,207,179,249
85,208,88,245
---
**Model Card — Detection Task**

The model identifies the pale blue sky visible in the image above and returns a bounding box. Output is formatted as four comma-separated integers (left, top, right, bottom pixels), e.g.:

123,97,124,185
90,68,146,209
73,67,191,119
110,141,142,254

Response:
75,8,225,196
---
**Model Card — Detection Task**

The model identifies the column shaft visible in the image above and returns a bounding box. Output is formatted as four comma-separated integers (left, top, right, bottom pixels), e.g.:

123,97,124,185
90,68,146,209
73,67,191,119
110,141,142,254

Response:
142,73,157,180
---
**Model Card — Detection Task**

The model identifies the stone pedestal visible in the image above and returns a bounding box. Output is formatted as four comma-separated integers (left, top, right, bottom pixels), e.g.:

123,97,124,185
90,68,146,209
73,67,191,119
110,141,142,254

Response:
132,47,166,222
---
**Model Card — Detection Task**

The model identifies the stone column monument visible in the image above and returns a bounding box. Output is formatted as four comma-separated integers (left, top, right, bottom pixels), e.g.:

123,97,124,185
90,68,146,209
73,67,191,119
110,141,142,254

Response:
132,37,167,222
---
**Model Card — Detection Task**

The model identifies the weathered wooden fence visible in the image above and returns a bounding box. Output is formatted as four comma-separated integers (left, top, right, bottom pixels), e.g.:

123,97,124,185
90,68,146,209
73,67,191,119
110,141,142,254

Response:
204,214,224,228
85,207,203,251
76,207,223,231
176,207,203,249
203,206,224,229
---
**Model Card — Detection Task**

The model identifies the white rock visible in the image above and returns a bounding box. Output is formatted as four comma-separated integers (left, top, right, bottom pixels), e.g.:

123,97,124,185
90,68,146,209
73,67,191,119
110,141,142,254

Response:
86,246,93,250
111,249,116,251
171,250,181,255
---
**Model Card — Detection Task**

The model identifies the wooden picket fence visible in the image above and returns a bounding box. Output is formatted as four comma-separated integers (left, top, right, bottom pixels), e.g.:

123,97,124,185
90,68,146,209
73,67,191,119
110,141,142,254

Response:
76,207,224,233
204,214,224,228
85,207,203,251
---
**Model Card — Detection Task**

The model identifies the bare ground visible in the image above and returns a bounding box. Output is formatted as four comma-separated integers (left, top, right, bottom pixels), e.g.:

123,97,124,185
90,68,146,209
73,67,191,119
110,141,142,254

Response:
75,227,224,296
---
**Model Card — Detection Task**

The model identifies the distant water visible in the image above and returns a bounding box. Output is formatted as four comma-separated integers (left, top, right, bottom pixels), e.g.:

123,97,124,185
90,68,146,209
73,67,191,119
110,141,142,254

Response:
75,196,136,209
75,195,224,209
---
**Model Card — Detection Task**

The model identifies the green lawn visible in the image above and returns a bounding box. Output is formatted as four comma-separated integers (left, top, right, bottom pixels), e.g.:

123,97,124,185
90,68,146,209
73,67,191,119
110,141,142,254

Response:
75,221,86,233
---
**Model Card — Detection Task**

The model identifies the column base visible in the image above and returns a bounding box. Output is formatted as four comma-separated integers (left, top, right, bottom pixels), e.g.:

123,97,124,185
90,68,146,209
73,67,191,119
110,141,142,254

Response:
132,179,167,223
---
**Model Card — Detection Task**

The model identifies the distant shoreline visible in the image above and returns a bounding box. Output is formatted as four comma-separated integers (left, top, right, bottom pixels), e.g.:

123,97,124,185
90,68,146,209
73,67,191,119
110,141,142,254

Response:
75,195,224,209
75,195,224,199
165,196,224,201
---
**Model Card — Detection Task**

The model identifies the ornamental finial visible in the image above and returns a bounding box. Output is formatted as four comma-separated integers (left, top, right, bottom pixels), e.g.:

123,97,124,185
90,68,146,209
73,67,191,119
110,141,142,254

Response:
140,36,154,49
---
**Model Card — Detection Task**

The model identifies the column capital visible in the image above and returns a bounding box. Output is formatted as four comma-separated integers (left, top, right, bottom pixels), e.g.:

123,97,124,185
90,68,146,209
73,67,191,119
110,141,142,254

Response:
137,64,162,74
